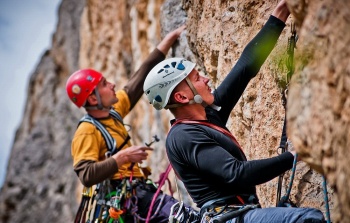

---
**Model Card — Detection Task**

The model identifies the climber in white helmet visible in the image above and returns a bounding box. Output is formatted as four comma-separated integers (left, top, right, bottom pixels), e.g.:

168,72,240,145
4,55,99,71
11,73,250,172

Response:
144,0,326,223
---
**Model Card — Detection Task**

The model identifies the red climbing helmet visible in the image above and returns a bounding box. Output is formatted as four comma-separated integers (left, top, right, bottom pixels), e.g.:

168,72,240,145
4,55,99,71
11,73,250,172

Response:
66,69,103,108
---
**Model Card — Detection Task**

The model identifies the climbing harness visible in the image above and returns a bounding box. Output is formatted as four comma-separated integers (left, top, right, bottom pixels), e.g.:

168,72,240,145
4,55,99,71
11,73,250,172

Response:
75,110,127,223
168,120,260,223
201,204,259,223
276,23,332,223
197,194,260,223
79,109,128,155
74,109,171,223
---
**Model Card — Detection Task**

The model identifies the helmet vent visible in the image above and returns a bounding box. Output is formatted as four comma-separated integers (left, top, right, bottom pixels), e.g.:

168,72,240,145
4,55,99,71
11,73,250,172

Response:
155,95,162,102
177,63,185,70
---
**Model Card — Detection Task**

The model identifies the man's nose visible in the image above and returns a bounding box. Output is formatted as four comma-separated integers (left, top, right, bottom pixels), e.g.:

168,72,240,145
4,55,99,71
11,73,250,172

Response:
109,82,115,89
203,77,209,84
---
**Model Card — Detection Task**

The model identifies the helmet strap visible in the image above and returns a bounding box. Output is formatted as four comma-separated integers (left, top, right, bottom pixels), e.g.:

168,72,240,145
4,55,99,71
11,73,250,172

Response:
184,77,209,108
185,77,221,111
165,77,221,111
84,88,111,111
94,88,104,110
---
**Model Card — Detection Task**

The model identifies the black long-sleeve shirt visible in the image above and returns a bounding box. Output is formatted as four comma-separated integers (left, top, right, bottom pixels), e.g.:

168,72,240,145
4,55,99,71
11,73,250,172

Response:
166,15,294,208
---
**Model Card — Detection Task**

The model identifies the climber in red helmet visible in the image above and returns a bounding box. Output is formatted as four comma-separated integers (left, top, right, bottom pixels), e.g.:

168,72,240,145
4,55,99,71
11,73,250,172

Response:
66,25,193,223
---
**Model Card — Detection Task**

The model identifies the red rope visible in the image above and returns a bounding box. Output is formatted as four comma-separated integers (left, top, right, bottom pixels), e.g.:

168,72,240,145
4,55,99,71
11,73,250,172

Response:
145,164,172,223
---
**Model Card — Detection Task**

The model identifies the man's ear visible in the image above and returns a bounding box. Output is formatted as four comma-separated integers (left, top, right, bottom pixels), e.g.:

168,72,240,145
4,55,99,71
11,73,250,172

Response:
86,94,98,105
173,91,190,103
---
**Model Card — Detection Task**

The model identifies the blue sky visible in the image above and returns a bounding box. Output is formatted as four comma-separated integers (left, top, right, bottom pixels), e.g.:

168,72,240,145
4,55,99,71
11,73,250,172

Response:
0,0,61,187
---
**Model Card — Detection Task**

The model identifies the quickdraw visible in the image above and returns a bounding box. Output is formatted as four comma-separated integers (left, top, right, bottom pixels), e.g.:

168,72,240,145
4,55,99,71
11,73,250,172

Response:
75,187,93,223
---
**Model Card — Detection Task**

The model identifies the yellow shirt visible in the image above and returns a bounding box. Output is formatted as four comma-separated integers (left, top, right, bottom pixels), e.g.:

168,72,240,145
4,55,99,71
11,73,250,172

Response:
71,89,144,179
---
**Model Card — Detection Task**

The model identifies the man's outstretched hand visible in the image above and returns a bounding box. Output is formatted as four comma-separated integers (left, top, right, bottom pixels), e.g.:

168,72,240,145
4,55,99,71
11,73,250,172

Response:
113,145,153,168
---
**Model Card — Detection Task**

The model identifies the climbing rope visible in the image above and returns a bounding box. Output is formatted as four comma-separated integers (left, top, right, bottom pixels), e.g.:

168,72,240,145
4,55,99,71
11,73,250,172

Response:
276,152,298,207
322,176,331,223
145,164,172,223
276,22,332,222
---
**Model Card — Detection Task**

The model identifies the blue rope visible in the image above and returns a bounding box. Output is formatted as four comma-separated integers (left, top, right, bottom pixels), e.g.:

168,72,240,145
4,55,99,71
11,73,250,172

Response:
278,156,332,222
286,153,298,199
322,175,331,223
277,153,298,207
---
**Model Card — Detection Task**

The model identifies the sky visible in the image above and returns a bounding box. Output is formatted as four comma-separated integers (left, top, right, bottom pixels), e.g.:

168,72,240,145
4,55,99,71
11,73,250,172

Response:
0,0,61,188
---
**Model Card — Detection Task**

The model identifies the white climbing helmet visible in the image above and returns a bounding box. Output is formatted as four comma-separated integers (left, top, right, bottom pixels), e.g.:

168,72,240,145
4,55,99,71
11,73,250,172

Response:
143,58,196,110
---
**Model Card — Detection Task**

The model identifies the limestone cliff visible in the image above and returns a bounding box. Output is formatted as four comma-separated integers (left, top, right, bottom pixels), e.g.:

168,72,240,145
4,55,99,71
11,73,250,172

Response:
287,0,350,221
0,0,348,222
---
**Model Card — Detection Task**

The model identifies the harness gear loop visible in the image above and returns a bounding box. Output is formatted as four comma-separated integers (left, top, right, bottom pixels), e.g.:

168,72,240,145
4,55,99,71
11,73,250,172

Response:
78,109,128,155
76,109,164,222
74,187,93,223
210,204,260,223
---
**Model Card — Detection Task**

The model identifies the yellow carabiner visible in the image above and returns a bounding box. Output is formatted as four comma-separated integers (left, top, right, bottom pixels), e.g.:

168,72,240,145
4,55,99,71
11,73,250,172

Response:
82,187,93,197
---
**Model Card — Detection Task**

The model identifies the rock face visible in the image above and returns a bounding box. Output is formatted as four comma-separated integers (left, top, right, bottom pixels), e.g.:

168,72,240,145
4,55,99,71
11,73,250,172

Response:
183,0,338,218
0,0,348,222
287,0,350,222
